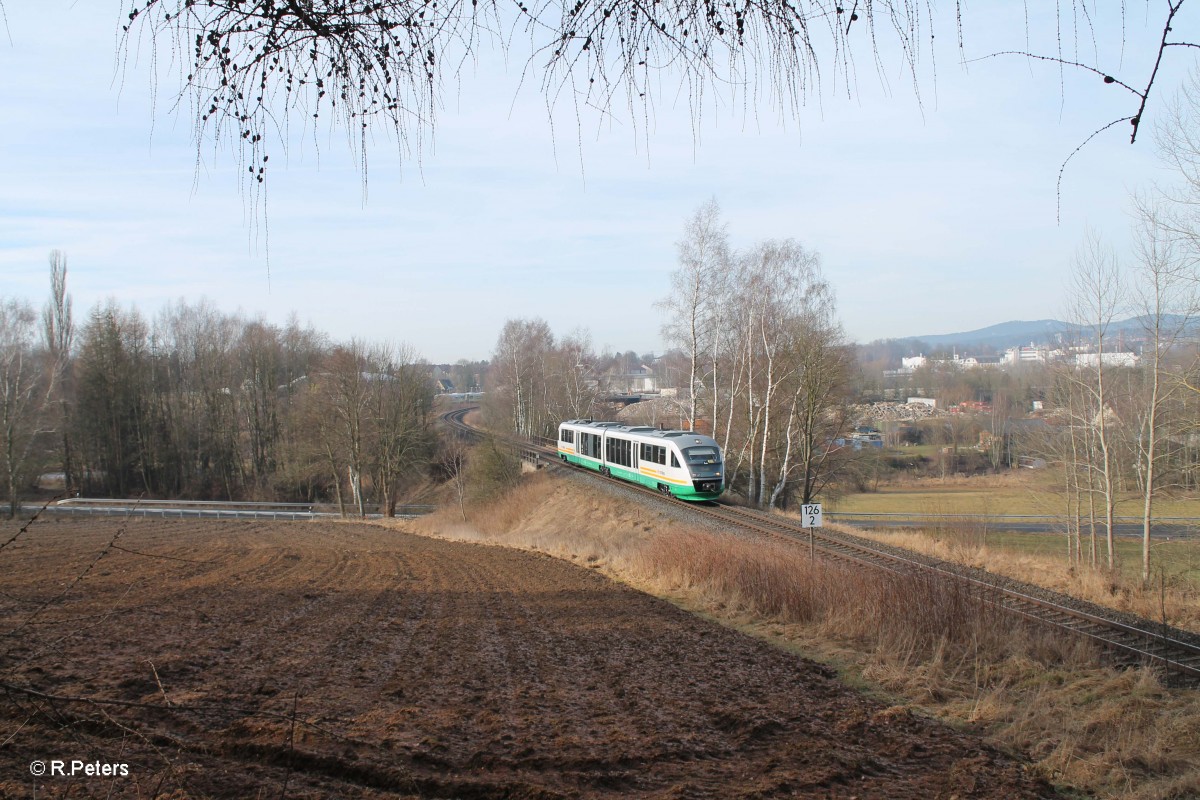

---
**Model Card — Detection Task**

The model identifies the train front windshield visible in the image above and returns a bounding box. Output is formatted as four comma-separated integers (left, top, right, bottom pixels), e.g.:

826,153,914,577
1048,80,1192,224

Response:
682,446,721,466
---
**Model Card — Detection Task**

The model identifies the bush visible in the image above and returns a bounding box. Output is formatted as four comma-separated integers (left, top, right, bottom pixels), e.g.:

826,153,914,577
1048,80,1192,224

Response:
465,440,522,501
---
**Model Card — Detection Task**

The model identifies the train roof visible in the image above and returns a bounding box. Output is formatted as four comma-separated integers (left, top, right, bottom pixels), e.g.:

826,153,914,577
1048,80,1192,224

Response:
559,420,720,448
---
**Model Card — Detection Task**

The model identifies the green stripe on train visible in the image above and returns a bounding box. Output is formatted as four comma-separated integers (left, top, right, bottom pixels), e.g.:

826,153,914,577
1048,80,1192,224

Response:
560,452,721,501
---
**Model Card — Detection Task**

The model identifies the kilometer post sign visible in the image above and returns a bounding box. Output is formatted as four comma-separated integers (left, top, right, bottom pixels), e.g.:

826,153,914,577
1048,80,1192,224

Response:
801,503,821,560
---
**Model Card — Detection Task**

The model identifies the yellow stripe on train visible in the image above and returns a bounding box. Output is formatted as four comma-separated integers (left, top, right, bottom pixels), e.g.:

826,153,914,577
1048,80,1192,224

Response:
639,468,689,485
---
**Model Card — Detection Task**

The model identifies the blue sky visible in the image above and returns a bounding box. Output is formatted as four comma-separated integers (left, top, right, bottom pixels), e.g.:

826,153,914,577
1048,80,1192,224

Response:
0,2,1191,362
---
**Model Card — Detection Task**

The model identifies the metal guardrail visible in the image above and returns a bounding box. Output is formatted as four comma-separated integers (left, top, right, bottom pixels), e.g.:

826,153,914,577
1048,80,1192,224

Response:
41,506,338,521
22,500,435,522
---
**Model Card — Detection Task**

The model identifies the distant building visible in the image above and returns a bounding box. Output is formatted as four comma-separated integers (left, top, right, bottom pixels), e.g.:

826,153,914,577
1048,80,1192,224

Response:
1075,352,1139,368
907,397,937,408
1004,343,1052,364
605,364,658,394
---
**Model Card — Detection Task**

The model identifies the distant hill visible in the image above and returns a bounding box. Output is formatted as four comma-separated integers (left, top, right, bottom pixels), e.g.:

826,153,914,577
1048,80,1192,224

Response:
904,319,1069,351
891,315,1195,353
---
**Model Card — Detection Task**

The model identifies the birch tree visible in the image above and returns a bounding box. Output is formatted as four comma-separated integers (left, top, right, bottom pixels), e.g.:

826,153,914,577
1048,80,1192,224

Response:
659,199,729,431
1129,205,1200,584
1067,237,1126,570
489,319,555,438
739,240,831,506
552,329,599,421
323,344,375,516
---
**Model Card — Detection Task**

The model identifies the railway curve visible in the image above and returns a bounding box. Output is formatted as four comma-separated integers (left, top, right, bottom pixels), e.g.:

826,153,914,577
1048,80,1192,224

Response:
441,405,1200,684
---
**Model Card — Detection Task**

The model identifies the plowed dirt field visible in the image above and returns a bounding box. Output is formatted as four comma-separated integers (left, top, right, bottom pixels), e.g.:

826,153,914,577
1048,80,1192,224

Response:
0,518,1057,798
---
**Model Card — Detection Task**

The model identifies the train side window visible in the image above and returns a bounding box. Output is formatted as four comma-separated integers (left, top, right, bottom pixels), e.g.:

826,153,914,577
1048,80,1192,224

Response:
640,444,667,465
612,438,631,467
670,451,680,468
562,429,574,444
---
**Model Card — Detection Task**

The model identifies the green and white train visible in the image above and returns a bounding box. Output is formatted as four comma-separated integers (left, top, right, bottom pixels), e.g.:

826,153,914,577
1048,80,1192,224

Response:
556,420,724,501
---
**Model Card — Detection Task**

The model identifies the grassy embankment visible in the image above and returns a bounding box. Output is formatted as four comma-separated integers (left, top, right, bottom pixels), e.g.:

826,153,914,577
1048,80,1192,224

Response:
391,471,1200,800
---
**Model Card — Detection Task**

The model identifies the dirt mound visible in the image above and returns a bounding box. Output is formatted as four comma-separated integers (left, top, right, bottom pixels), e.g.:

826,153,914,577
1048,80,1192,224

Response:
1,518,1055,798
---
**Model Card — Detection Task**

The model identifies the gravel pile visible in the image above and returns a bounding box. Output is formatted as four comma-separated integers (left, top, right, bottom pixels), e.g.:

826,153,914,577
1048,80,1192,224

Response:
851,401,945,423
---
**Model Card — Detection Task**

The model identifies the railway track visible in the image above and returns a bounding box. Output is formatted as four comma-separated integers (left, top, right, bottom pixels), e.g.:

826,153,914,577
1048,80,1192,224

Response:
440,406,1200,683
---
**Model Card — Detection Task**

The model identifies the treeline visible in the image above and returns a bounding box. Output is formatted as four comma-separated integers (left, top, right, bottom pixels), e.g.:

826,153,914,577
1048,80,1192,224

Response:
2,256,434,516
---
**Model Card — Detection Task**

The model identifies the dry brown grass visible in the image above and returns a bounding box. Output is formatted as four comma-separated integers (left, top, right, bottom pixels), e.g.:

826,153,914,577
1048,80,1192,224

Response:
842,524,1200,634
386,473,1200,799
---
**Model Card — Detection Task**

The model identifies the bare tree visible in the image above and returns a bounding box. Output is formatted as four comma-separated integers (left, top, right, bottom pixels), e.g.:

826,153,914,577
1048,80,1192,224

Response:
237,319,287,492
659,199,729,432
322,343,376,517
1123,77,1200,583
73,302,155,497
123,2,1193,198
41,251,74,495
1066,235,1127,570
154,299,245,498
488,319,555,438
0,299,48,517
370,343,435,516
772,316,852,506
124,2,934,189
436,434,471,521
659,210,845,508
736,239,831,506
551,329,599,422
